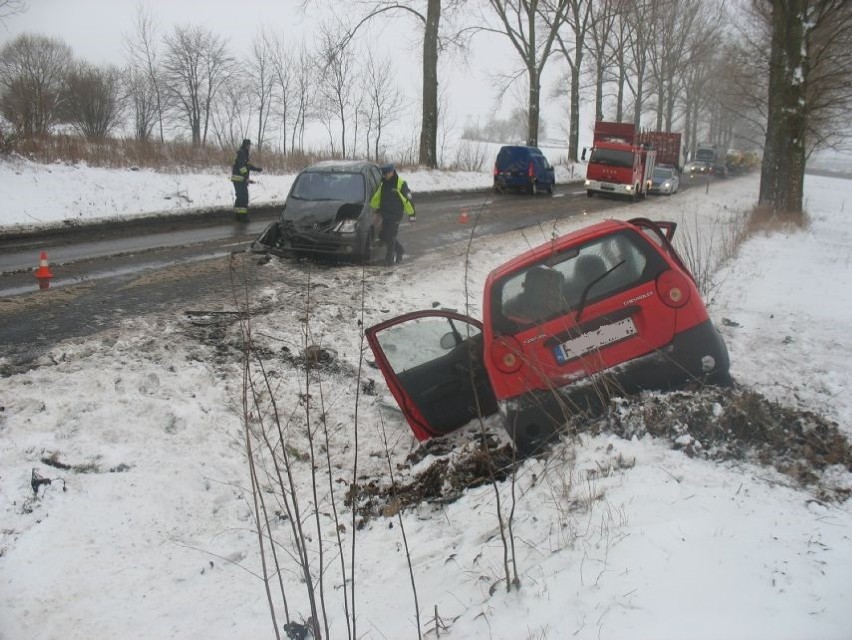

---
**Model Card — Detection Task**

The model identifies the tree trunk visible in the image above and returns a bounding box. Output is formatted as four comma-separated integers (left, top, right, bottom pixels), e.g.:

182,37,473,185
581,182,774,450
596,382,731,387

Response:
418,0,441,168
760,0,807,216
595,61,604,121
568,58,581,161
527,67,540,146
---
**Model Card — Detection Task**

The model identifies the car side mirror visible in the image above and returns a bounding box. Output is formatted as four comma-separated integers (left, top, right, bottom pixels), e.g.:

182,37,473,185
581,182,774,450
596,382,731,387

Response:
440,332,459,350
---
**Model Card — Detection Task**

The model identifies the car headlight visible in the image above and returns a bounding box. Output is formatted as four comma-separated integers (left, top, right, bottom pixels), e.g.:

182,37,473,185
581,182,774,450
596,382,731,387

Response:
584,179,591,186
663,181,671,188
332,219,359,233
625,184,633,192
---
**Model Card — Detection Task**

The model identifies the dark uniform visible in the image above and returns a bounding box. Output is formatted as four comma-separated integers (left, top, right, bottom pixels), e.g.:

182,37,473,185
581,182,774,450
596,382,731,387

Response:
370,164,415,265
230,139,262,220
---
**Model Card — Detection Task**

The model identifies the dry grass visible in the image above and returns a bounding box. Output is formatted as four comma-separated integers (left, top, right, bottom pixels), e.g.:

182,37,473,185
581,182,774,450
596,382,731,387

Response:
4,133,345,174
747,203,811,234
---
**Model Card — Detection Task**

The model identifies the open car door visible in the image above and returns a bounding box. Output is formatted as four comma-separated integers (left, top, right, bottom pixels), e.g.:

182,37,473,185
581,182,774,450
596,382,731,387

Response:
366,310,498,441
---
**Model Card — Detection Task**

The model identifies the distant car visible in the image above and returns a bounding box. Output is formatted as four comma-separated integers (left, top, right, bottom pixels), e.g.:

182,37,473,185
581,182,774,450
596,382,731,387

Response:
251,160,383,262
366,218,730,455
649,165,680,195
493,145,556,196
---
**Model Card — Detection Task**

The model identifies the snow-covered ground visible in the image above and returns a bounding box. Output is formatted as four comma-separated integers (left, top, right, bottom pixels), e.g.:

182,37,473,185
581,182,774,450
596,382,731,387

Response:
0,145,581,232
0,159,850,640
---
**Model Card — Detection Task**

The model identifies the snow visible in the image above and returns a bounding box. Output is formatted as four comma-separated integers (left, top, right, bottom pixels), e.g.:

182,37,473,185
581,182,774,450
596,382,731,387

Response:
1,158,851,640
0,146,578,232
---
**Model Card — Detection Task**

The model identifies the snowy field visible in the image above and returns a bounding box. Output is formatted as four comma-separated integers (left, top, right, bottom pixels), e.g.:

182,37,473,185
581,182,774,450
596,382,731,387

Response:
0,142,580,232
0,161,850,640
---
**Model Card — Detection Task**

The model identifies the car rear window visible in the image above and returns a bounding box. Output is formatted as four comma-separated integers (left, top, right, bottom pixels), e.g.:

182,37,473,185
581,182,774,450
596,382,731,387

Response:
291,172,365,202
490,230,668,334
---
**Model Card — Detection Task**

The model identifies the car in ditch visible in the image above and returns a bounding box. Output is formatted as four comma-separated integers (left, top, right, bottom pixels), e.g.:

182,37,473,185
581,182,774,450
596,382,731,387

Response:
649,164,680,195
366,217,730,455
251,160,384,262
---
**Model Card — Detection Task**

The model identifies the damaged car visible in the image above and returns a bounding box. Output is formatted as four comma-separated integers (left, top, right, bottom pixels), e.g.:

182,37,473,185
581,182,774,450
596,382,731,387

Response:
252,160,383,262
366,218,731,456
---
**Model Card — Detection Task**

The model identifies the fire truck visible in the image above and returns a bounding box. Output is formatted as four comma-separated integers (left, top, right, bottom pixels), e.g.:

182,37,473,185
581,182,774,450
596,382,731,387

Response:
585,121,656,201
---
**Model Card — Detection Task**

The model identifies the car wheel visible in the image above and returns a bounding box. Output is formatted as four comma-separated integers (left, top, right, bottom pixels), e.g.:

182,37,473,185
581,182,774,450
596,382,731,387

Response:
632,186,640,202
587,190,594,198
546,182,555,195
529,181,538,196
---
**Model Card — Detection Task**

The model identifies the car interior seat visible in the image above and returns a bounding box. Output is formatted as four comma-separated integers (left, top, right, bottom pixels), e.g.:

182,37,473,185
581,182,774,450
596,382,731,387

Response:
564,254,608,306
522,266,565,319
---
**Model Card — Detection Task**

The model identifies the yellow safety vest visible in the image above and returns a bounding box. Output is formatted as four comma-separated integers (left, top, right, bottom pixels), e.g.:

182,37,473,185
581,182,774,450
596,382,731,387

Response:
370,176,415,216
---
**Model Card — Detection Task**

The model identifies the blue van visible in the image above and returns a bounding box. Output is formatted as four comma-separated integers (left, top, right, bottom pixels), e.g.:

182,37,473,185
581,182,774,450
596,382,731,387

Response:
493,145,556,195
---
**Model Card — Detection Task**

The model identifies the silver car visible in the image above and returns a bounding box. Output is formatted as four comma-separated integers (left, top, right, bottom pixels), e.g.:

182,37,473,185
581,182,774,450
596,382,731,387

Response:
649,165,680,195
251,160,384,262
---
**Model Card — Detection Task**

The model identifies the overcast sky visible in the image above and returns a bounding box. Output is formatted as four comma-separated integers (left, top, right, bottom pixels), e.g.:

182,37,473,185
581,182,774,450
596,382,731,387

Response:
1,0,576,142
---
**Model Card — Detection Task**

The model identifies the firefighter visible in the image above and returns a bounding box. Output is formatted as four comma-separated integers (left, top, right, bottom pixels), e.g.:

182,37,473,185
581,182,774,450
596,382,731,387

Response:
369,164,415,266
230,139,262,221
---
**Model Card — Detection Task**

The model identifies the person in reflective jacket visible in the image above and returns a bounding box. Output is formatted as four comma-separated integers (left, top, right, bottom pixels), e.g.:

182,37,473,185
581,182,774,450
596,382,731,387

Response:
230,138,262,221
370,163,415,265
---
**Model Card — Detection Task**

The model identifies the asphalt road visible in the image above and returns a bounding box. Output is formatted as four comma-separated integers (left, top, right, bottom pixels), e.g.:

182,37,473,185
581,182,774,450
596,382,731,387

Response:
0,178,705,370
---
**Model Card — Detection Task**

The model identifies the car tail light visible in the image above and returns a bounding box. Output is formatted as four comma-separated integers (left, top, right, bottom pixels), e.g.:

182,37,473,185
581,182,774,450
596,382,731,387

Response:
493,163,498,177
656,269,691,308
491,336,524,374
528,161,534,178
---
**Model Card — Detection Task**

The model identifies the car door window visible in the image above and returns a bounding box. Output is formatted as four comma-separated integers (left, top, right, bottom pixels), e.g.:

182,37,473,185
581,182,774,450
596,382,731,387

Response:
367,312,498,438
375,316,478,373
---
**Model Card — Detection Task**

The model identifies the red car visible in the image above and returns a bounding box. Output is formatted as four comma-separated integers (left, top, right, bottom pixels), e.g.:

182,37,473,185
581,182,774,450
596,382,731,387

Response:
366,218,730,455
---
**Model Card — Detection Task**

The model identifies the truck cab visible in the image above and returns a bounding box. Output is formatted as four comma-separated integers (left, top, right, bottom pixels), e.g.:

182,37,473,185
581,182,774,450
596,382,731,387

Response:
585,122,656,202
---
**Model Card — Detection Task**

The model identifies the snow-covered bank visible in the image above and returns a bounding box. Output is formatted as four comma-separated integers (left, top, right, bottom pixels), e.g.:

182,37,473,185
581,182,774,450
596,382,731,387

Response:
0,170,850,640
0,154,582,233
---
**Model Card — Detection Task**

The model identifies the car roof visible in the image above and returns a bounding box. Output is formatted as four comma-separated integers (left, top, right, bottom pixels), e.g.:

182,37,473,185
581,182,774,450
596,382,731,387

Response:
498,145,543,154
303,160,378,173
486,219,637,282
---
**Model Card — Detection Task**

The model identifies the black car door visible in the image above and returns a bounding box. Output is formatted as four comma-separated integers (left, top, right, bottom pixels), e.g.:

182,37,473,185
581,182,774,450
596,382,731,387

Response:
366,310,498,441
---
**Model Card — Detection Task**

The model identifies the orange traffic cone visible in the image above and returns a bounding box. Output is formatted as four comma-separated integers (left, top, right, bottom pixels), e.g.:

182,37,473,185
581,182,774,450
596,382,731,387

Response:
458,208,470,224
34,251,54,290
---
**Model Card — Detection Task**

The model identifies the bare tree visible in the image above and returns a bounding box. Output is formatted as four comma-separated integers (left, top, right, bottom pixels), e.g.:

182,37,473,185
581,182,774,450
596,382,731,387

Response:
625,0,657,128
480,0,571,146
209,75,253,150
290,45,316,153
248,30,276,150
124,65,158,141
554,0,594,160
608,9,634,121
123,5,167,142
62,62,124,139
316,24,357,157
268,35,293,155
585,0,624,123
0,0,26,25
361,52,405,160
162,24,233,146
756,0,852,215
336,0,453,168
0,33,72,136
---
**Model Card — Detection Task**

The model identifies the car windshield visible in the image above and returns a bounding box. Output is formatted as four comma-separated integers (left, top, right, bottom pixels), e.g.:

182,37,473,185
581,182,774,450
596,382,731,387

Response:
291,171,365,202
695,149,715,162
653,168,674,179
589,148,634,168
491,229,668,334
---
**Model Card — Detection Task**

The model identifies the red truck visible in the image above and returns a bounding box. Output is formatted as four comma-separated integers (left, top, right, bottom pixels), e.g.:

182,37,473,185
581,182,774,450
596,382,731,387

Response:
637,130,682,171
585,121,657,201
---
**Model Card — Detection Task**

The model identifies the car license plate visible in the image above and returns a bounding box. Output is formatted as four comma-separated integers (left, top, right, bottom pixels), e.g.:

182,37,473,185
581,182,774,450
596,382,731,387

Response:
601,184,614,191
553,317,636,364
